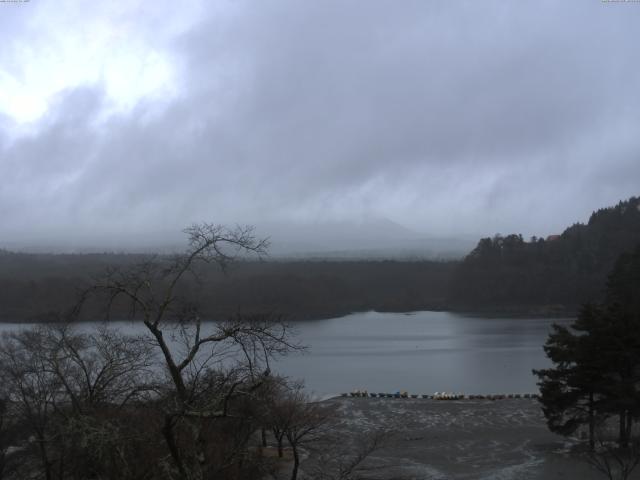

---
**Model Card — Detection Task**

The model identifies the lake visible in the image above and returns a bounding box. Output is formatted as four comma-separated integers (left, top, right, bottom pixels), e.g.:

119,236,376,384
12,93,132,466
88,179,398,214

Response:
0,311,570,397
277,311,569,396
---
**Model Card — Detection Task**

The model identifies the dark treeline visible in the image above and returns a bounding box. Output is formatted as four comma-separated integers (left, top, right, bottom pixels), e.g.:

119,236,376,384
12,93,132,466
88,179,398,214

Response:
0,251,455,322
449,196,640,313
2,196,640,321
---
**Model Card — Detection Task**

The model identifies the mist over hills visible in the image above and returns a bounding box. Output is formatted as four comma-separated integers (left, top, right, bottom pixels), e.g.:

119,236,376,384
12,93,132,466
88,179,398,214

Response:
257,218,475,259
2,217,475,260
0,196,639,322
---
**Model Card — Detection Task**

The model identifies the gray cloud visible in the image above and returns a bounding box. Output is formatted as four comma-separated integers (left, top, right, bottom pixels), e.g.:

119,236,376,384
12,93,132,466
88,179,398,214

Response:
1,0,639,250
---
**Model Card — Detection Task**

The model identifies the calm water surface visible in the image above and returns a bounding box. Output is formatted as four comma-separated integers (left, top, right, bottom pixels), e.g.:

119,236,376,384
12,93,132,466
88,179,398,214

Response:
0,311,570,397
278,311,570,396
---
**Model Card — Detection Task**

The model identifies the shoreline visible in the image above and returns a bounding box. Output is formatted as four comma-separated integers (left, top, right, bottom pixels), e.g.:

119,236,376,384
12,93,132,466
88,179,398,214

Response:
335,392,540,400
305,396,603,479
0,304,578,324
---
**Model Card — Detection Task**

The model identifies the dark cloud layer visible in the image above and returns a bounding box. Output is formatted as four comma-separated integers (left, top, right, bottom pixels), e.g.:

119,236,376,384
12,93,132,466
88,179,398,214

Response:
1,0,639,250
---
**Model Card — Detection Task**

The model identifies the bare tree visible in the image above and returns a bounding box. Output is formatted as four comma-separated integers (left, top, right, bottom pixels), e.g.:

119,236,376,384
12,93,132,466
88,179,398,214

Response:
265,382,333,480
0,395,16,480
40,324,157,413
0,398,6,479
42,325,160,479
261,376,291,458
0,324,160,480
308,430,391,480
76,223,300,479
0,329,61,480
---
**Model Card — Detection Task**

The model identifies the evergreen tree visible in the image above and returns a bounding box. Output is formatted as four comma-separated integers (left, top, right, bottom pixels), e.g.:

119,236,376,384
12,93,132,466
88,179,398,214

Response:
534,303,605,449
535,244,640,449
598,245,640,448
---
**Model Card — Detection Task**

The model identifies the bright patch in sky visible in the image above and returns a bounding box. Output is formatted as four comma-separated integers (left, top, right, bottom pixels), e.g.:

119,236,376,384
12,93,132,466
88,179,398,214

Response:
0,71,46,121
0,1,189,124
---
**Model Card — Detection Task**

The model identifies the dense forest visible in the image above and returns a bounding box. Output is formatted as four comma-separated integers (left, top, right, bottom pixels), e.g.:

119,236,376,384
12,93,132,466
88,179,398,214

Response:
1,196,639,321
0,252,454,322
449,196,640,313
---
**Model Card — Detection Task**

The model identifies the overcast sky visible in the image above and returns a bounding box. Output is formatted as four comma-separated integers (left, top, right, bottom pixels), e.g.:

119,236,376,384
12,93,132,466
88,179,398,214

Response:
1,0,639,249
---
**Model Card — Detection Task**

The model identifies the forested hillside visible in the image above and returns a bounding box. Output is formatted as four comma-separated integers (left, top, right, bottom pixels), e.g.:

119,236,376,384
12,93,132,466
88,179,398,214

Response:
0,253,455,322
2,196,639,321
449,196,640,312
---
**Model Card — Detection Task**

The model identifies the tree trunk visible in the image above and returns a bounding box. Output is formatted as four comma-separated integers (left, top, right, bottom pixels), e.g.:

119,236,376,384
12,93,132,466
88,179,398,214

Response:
261,427,267,448
277,436,284,458
290,444,300,480
37,437,52,480
162,415,188,480
144,322,187,402
588,392,595,451
619,411,629,449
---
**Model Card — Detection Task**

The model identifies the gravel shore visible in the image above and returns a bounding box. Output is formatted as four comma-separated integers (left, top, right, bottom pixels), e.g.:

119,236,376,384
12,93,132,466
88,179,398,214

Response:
302,397,612,480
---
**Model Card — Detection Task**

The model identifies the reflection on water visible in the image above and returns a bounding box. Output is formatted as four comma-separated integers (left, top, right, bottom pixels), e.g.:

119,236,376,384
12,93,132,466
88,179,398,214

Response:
275,311,571,396
0,311,572,396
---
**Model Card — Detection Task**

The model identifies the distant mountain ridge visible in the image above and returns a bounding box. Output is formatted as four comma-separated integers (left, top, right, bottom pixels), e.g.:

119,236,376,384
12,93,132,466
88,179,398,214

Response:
1,217,475,259
449,196,640,311
254,218,475,259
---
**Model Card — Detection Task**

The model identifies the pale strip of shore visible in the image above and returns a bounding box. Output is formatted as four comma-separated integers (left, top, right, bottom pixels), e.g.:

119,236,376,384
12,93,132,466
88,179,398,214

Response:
297,396,608,480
